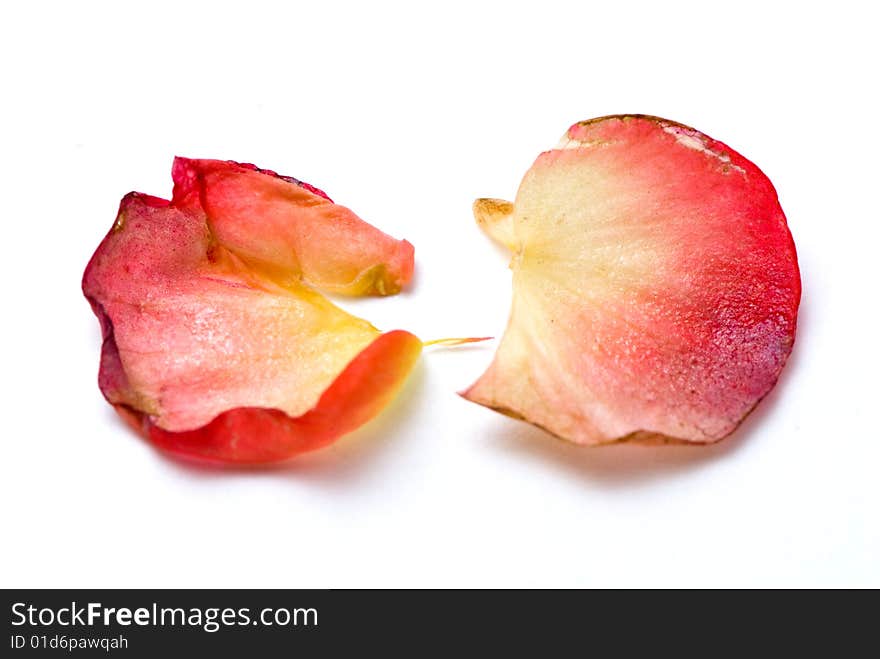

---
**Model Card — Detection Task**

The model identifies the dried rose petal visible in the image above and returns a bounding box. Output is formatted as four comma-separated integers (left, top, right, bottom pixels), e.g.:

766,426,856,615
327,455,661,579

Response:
172,158,414,296
84,162,420,464
464,116,801,445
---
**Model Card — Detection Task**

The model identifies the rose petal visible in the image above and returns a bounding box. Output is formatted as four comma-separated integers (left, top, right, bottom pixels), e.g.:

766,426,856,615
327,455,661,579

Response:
84,163,420,463
172,158,414,296
464,115,801,445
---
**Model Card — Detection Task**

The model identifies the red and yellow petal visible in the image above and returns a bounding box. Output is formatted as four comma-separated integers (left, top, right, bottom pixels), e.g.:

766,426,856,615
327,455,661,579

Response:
172,158,414,296
84,163,420,464
465,115,801,445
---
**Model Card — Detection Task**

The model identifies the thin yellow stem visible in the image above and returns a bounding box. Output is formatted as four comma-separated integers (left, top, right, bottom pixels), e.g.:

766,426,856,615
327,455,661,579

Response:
423,336,493,347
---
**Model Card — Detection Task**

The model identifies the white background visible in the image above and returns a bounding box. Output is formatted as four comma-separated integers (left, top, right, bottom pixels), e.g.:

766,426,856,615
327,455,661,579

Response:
2,1,877,588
